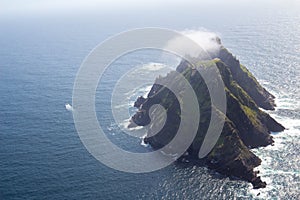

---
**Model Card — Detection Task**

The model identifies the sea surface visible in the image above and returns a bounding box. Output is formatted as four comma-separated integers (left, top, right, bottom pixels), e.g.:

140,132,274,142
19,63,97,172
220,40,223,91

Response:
0,8,299,200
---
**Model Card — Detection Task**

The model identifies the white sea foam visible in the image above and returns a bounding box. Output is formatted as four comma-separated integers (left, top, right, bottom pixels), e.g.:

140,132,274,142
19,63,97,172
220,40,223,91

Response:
270,114,300,133
142,86,153,97
128,85,152,99
142,62,166,71
140,135,149,147
270,89,300,110
65,103,73,111
276,98,299,110
248,184,274,200
114,104,128,109
259,79,270,85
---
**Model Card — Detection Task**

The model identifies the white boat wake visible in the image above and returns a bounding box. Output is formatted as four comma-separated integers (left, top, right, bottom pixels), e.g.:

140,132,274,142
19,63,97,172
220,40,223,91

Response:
65,103,73,111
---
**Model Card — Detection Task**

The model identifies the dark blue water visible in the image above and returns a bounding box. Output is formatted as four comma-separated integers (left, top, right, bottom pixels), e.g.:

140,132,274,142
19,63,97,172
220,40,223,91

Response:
0,8,299,200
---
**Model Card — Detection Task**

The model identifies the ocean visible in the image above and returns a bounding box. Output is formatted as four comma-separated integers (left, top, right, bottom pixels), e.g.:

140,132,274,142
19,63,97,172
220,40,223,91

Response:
0,7,299,200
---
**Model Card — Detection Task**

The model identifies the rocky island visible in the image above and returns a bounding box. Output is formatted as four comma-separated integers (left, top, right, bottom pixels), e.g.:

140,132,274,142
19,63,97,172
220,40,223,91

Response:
129,38,285,189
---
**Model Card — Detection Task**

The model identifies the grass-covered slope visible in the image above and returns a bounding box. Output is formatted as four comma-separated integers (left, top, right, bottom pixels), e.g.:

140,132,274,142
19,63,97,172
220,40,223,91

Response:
129,53,284,189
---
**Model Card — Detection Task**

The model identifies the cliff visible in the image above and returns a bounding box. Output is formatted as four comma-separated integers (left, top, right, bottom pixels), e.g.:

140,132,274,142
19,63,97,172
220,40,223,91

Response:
129,44,284,189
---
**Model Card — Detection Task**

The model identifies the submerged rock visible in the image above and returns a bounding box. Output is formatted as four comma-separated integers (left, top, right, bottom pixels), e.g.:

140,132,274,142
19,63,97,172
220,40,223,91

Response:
129,46,284,189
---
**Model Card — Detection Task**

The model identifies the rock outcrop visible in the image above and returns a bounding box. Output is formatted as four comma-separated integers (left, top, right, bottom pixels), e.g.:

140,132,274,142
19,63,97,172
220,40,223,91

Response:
129,43,284,189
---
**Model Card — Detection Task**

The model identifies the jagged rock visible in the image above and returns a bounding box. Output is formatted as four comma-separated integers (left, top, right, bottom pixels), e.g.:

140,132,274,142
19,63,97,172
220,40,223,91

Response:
129,47,284,189
134,96,146,108
216,47,277,110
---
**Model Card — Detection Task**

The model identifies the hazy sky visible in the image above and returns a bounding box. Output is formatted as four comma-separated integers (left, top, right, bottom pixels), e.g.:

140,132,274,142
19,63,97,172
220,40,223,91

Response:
1,0,299,18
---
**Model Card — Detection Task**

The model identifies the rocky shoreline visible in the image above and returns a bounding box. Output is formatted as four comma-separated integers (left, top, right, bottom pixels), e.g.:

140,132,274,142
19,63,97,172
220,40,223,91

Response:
129,42,284,189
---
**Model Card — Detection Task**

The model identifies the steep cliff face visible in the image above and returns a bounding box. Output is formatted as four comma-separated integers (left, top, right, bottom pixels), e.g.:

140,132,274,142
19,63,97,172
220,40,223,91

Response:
129,48,284,189
216,47,277,110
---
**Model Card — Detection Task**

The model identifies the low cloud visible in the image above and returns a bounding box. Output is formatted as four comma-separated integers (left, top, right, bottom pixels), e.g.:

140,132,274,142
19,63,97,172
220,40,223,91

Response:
165,29,222,59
